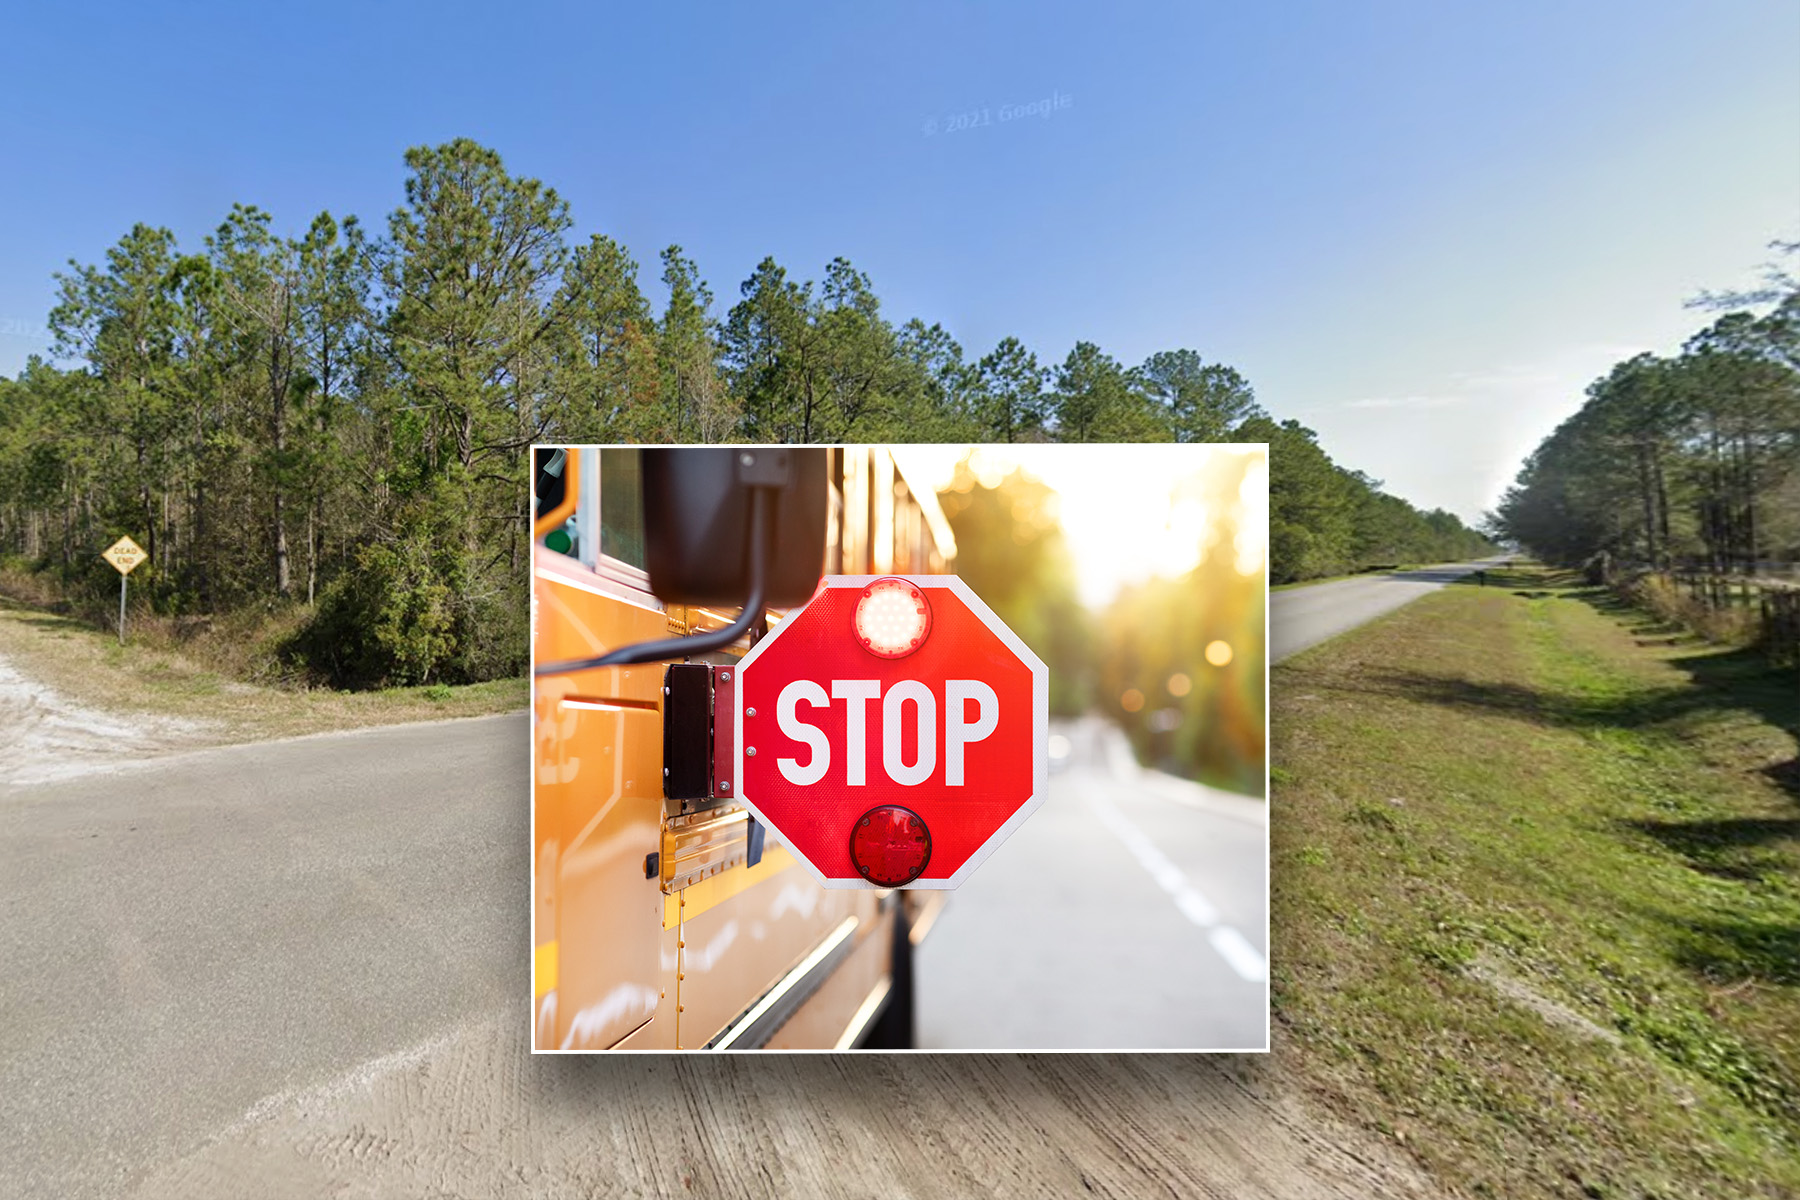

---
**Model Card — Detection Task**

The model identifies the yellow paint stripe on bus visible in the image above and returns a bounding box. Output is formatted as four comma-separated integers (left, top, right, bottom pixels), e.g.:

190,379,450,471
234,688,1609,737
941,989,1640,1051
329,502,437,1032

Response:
663,845,799,929
535,941,558,998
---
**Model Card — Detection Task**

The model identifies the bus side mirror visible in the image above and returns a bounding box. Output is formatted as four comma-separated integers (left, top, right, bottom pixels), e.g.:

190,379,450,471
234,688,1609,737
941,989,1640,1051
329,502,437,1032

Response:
641,448,828,608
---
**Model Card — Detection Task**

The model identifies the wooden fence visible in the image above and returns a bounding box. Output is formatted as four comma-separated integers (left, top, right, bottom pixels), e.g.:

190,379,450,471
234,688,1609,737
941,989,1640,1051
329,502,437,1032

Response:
1660,571,1800,668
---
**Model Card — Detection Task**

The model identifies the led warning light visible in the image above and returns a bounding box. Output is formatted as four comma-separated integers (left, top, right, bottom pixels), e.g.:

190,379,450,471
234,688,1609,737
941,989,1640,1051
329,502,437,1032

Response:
849,804,932,886
852,577,933,658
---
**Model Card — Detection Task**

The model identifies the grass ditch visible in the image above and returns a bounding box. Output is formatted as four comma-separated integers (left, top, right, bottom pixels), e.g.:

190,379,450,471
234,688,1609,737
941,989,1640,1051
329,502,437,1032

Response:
1270,564,1799,1198
0,591,525,746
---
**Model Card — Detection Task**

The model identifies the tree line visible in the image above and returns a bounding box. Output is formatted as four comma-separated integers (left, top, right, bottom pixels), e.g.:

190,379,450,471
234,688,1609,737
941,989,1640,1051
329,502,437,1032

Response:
1492,247,1800,574
0,138,1487,686
1251,417,1492,582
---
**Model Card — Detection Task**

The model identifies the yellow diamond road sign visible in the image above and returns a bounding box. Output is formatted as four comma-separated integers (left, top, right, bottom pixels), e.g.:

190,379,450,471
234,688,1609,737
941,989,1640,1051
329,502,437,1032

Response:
102,536,148,575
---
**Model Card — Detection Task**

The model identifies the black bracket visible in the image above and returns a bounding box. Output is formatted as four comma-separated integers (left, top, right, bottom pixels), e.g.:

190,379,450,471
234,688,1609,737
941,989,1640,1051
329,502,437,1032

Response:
734,447,794,488
662,663,713,802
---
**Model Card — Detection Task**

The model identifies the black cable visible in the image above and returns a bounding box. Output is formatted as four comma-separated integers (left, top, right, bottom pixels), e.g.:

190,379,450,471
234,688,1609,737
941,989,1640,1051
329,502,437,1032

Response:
533,488,770,675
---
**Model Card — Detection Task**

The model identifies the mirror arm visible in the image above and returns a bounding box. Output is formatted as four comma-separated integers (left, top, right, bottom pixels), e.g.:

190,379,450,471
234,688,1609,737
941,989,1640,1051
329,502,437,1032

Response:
534,488,772,676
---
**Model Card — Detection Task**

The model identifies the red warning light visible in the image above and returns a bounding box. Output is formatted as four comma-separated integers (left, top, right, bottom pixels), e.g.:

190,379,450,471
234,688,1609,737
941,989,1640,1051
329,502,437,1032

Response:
848,804,932,887
853,577,932,658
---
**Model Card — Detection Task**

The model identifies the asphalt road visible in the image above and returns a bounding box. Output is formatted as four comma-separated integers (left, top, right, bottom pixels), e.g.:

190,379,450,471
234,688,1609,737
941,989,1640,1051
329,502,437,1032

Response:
0,715,530,1200
2,713,1334,1199
916,716,1267,1050
1269,561,1498,662
0,552,1480,1195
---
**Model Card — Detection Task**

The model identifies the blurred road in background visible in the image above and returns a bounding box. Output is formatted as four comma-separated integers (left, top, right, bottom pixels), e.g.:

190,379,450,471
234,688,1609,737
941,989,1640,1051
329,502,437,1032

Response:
1269,561,1501,662
917,716,1267,1050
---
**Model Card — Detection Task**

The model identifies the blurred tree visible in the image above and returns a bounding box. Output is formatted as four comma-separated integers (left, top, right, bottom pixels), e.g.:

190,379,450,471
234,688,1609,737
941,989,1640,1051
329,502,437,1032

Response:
1097,452,1266,794
936,460,1093,716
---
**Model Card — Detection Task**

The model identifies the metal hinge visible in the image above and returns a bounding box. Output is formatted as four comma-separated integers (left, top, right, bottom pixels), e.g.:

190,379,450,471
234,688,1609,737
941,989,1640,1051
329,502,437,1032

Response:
660,807,749,892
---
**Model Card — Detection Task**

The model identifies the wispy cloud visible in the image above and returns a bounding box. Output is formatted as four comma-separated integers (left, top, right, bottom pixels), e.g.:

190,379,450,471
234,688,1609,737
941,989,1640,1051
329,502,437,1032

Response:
1343,394,1466,410
1447,345,1654,391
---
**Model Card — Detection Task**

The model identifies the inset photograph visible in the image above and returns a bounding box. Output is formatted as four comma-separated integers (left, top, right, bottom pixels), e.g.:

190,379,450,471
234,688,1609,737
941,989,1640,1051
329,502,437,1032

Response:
532,444,1267,1050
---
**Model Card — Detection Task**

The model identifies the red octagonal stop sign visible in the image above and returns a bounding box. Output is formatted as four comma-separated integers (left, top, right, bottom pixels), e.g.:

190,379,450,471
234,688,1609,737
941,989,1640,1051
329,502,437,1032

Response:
734,576,1048,889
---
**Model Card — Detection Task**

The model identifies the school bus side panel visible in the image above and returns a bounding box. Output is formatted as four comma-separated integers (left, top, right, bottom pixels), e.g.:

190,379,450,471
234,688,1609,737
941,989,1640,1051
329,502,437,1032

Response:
534,554,677,1049
675,861,866,1048
762,906,894,1049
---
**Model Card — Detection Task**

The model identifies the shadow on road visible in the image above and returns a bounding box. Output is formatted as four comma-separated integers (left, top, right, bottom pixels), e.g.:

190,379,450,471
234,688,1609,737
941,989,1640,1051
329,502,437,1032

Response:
1384,567,1485,585
1440,566,1577,592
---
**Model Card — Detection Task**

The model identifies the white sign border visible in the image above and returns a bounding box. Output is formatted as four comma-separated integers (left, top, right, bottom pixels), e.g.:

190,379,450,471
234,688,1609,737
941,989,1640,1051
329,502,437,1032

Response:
733,574,1050,890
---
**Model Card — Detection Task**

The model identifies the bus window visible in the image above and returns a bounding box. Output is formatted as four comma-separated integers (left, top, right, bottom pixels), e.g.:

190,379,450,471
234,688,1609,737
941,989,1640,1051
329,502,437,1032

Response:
599,448,647,569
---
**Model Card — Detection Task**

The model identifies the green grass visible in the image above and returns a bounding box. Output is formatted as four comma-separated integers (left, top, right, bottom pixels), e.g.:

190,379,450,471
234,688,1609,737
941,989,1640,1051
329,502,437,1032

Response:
0,593,525,745
1271,566,1799,1199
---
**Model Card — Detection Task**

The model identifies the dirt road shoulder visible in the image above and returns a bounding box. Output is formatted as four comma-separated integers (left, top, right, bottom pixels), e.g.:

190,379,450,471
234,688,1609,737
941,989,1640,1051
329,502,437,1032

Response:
0,596,524,786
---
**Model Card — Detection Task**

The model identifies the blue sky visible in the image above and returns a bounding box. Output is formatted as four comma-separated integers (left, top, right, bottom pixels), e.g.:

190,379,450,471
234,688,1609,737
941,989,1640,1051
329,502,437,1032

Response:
2,1,1794,522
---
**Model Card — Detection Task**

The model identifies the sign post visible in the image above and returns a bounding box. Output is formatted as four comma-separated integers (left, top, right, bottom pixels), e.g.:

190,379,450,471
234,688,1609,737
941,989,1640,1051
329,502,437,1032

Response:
101,536,148,645
734,575,1048,889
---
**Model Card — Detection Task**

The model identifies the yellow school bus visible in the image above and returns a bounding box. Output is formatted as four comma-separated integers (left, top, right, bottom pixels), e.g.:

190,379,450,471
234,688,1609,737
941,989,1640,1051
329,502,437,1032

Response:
531,446,954,1050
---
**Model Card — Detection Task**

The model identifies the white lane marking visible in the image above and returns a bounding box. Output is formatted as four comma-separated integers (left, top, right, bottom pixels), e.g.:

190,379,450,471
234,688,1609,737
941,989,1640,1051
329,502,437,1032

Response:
1090,792,1267,983
1208,926,1270,984
1176,889,1220,928
1103,727,1142,780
